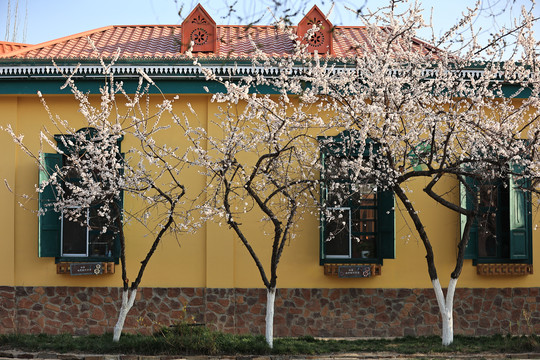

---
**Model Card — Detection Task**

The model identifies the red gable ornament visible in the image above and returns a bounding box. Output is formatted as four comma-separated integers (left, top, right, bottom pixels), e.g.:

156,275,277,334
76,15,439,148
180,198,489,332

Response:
181,4,218,53
297,5,333,55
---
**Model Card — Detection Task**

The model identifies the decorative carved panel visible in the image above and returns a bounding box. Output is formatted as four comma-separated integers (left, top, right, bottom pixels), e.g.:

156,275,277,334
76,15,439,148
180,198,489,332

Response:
476,263,533,275
56,262,115,275
324,264,381,277
297,5,333,55
181,4,218,53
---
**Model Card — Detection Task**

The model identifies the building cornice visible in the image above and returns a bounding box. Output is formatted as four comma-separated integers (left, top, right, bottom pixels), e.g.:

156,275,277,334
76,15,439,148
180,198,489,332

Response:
0,61,504,81
0,59,529,98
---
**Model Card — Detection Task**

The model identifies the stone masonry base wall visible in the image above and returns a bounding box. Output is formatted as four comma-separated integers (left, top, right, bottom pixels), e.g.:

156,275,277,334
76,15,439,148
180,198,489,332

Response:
0,286,539,337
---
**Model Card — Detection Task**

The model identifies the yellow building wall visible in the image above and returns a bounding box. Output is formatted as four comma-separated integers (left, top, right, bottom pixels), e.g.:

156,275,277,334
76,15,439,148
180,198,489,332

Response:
0,92,538,290
0,96,17,286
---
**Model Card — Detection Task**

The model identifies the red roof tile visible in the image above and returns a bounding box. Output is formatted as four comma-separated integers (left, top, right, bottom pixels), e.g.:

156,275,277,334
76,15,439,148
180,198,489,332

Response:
0,24,434,60
219,26,294,58
0,41,31,55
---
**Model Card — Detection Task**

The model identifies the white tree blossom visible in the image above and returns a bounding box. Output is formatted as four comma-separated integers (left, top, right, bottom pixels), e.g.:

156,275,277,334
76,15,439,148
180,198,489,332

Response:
5,56,199,342
177,73,322,348
192,0,539,346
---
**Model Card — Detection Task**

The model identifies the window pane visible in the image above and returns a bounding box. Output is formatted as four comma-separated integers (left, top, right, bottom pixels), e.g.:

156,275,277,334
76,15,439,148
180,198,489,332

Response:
477,182,510,259
351,184,377,206
63,156,82,182
479,184,497,209
89,206,116,257
478,184,498,258
88,234,113,256
351,235,376,259
324,157,346,180
62,214,87,256
512,188,525,227
324,208,351,257
352,208,377,233
327,182,350,207
478,212,497,257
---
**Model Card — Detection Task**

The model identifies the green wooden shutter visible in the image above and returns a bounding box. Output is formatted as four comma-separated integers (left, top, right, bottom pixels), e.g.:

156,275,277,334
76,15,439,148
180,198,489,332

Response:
377,188,395,259
111,193,123,263
111,153,125,263
111,190,123,262
38,153,62,257
509,165,531,261
460,176,478,259
319,152,327,263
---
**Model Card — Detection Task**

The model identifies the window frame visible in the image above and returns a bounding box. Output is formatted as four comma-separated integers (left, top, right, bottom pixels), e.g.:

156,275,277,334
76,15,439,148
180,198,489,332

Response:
61,206,90,257
323,206,352,259
460,168,533,265
38,128,123,264
318,131,395,266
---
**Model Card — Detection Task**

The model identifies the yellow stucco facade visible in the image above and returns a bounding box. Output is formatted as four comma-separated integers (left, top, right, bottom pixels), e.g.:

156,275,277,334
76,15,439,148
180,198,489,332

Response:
1,92,538,291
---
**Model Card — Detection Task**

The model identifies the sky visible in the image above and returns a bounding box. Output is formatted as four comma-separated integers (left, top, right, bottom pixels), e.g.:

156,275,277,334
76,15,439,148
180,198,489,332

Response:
1,0,538,47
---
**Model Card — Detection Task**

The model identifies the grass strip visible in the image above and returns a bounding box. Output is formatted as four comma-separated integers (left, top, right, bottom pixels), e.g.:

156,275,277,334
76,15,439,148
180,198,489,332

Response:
0,324,538,356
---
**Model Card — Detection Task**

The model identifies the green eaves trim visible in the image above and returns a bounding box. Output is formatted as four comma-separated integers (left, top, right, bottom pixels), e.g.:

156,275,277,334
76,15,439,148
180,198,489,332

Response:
0,77,531,98
0,79,229,95
0,59,533,97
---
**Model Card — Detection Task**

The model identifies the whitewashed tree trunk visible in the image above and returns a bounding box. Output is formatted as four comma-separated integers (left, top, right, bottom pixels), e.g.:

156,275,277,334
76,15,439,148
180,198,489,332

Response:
265,287,276,349
432,278,458,346
113,288,138,342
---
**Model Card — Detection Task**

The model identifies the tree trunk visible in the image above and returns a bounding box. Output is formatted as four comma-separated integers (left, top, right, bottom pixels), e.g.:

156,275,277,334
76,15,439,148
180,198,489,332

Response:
265,287,276,348
432,278,458,346
113,288,137,342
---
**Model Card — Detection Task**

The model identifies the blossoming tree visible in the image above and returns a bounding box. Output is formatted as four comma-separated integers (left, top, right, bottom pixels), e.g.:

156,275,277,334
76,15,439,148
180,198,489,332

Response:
193,0,539,345
5,59,197,341
177,80,321,347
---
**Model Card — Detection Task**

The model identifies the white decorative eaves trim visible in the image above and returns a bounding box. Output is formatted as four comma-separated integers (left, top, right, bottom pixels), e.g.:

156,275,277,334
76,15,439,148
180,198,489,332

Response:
0,63,503,80
0,64,292,78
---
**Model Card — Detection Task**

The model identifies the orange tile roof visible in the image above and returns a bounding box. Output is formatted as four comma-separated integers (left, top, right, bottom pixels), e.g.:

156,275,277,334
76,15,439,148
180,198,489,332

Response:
0,41,31,55
0,24,435,60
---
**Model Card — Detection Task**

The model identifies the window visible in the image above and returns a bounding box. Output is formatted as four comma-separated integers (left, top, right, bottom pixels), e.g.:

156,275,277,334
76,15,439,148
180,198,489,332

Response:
460,166,532,264
60,205,119,258
319,131,395,265
38,128,123,263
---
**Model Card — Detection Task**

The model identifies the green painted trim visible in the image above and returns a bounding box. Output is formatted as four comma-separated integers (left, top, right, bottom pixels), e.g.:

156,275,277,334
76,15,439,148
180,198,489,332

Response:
319,258,383,265
0,78,284,95
55,256,119,265
500,85,532,98
0,80,532,97
0,79,223,94
472,258,532,265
